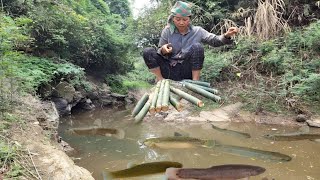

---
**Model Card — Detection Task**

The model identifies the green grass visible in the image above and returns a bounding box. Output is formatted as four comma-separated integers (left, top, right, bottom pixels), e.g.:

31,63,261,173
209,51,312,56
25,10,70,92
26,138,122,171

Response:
0,138,24,179
123,80,152,90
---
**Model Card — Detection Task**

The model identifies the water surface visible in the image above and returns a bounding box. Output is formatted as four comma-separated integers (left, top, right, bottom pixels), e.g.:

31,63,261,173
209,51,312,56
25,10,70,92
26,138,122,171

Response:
58,107,320,180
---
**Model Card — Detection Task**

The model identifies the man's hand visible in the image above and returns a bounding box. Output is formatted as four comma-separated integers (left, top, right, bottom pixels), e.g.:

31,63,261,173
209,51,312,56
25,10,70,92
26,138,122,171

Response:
161,43,173,55
224,27,239,38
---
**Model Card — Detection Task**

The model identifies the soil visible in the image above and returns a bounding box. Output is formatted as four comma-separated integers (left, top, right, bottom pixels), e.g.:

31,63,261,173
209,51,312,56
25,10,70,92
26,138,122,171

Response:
5,95,94,180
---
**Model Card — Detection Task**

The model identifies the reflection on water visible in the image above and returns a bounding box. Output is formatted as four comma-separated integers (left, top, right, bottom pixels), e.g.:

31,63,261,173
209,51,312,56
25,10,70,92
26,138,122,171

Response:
58,107,320,180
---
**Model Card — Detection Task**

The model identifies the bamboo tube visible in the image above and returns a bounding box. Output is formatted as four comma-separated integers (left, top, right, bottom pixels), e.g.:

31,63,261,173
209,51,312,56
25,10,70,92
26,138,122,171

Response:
169,93,183,112
170,86,204,107
184,82,221,102
134,99,151,124
131,93,149,117
161,79,170,111
156,80,165,112
182,79,211,87
189,83,219,94
149,82,161,114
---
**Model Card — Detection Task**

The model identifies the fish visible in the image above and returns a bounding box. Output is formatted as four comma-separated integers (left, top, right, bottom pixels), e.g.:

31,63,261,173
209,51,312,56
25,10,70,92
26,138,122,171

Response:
103,161,183,179
263,132,320,141
211,124,251,138
143,136,215,149
213,144,292,162
165,164,266,180
67,127,125,139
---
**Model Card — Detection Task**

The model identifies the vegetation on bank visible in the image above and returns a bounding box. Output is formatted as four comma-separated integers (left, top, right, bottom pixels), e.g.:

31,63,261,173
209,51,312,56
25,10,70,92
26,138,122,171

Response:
130,0,320,113
0,0,319,178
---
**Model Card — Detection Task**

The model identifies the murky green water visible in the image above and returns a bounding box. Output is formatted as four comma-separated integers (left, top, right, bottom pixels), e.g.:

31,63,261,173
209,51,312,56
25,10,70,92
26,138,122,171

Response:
58,107,320,180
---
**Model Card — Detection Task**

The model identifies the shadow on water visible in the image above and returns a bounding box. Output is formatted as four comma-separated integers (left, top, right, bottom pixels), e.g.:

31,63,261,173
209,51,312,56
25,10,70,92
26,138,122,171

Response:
58,107,320,180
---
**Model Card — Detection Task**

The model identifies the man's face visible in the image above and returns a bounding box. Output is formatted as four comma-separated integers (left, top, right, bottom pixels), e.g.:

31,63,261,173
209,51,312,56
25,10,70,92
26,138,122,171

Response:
173,16,190,29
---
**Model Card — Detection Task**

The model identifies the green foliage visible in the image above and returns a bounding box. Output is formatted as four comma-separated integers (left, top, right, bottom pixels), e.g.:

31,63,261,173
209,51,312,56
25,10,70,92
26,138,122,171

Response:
105,53,153,93
124,54,155,82
0,141,17,164
2,113,20,123
54,63,91,90
291,73,320,101
261,48,294,75
1,0,319,117
121,52,154,88
258,39,277,55
123,80,151,90
5,162,24,178
2,0,133,74
0,14,32,113
0,138,25,179
0,14,32,54
125,1,169,47
2,53,53,93
91,0,111,14
104,0,131,19
286,20,320,53
105,74,127,94
0,51,87,105
201,50,233,82
0,112,16,130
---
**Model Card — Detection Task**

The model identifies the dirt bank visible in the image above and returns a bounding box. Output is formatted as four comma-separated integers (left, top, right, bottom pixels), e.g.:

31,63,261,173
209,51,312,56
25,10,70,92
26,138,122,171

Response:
6,95,94,180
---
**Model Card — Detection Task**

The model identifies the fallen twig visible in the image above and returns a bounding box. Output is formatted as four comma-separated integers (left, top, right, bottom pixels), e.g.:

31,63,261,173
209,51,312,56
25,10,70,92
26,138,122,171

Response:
27,148,42,180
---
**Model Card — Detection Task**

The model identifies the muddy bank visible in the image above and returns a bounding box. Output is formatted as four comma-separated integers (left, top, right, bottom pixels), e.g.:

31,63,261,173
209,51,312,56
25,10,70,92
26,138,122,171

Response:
142,99,319,128
7,95,94,180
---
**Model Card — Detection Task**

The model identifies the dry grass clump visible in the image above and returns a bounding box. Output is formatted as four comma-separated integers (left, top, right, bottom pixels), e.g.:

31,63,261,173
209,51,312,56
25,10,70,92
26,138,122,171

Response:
254,0,290,39
214,0,291,40
0,136,42,179
211,19,239,35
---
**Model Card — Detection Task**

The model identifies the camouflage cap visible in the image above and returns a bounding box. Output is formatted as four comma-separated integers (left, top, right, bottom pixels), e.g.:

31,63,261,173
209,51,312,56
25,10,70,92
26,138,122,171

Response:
168,1,192,34
171,1,192,17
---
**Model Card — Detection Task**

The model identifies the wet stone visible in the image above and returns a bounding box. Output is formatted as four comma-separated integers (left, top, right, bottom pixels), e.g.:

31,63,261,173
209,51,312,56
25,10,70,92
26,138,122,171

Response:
307,118,320,128
295,114,308,122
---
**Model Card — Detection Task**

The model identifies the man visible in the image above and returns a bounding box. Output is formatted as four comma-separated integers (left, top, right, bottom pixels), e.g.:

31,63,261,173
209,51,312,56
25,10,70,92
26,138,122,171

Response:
143,1,238,81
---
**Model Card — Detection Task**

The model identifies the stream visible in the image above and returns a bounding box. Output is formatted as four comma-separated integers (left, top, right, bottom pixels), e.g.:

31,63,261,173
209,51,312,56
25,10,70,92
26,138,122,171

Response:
58,107,320,180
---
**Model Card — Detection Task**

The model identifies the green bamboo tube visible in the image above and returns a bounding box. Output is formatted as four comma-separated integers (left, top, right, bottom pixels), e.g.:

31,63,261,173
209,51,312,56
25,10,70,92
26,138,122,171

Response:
169,93,183,112
132,93,149,116
134,99,151,124
161,79,170,111
156,80,165,112
149,82,161,114
170,86,204,107
184,82,221,102
190,83,219,94
182,79,211,87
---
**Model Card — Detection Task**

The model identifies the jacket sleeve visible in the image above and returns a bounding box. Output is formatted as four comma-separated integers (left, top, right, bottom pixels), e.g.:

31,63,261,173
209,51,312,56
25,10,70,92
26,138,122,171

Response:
157,27,170,55
200,27,233,47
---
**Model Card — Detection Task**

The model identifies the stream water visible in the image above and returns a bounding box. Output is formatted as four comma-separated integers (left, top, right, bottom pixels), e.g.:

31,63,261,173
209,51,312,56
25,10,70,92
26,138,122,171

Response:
58,107,320,180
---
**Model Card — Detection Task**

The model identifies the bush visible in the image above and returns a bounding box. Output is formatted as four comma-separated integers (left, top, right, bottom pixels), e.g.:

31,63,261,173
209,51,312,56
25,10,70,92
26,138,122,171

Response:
201,50,233,82
291,73,320,101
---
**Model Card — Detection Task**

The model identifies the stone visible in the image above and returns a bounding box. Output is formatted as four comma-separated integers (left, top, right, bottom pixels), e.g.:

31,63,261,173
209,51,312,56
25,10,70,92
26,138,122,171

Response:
51,97,71,116
78,98,95,110
38,83,53,98
187,116,208,122
111,93,127,100
53,81,76,103
295,114,308,122
221,102,244,115
307,118,320,128
200,110,231,122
